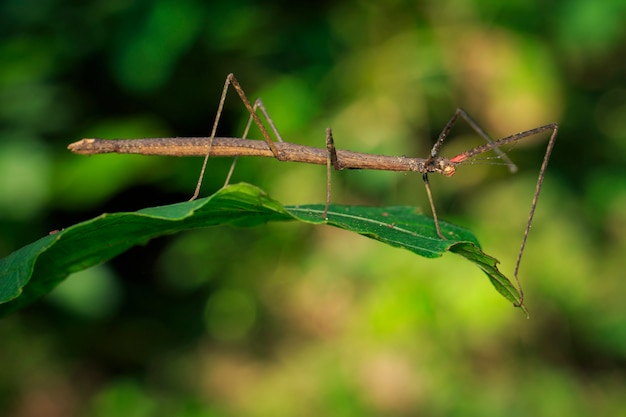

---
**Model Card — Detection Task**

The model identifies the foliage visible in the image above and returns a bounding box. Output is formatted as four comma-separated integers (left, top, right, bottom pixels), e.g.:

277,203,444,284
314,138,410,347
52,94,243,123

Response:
0,183,525,315
1,0,626,415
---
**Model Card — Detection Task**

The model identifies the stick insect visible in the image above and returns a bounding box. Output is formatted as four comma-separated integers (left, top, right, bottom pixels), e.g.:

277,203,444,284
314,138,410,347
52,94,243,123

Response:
69,73,558,306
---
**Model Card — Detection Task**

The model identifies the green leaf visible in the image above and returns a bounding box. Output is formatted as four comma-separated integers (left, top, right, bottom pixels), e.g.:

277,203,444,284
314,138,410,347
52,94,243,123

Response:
0,183,526,316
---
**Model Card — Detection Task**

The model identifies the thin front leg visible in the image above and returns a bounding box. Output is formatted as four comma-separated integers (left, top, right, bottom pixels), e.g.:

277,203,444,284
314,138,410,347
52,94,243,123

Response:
511,124,558,307
444,121,558,307
191,73,285,200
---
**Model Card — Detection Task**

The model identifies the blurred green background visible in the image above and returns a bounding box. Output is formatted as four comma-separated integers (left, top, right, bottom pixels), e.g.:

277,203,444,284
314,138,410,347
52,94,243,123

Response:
2,0,626,415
